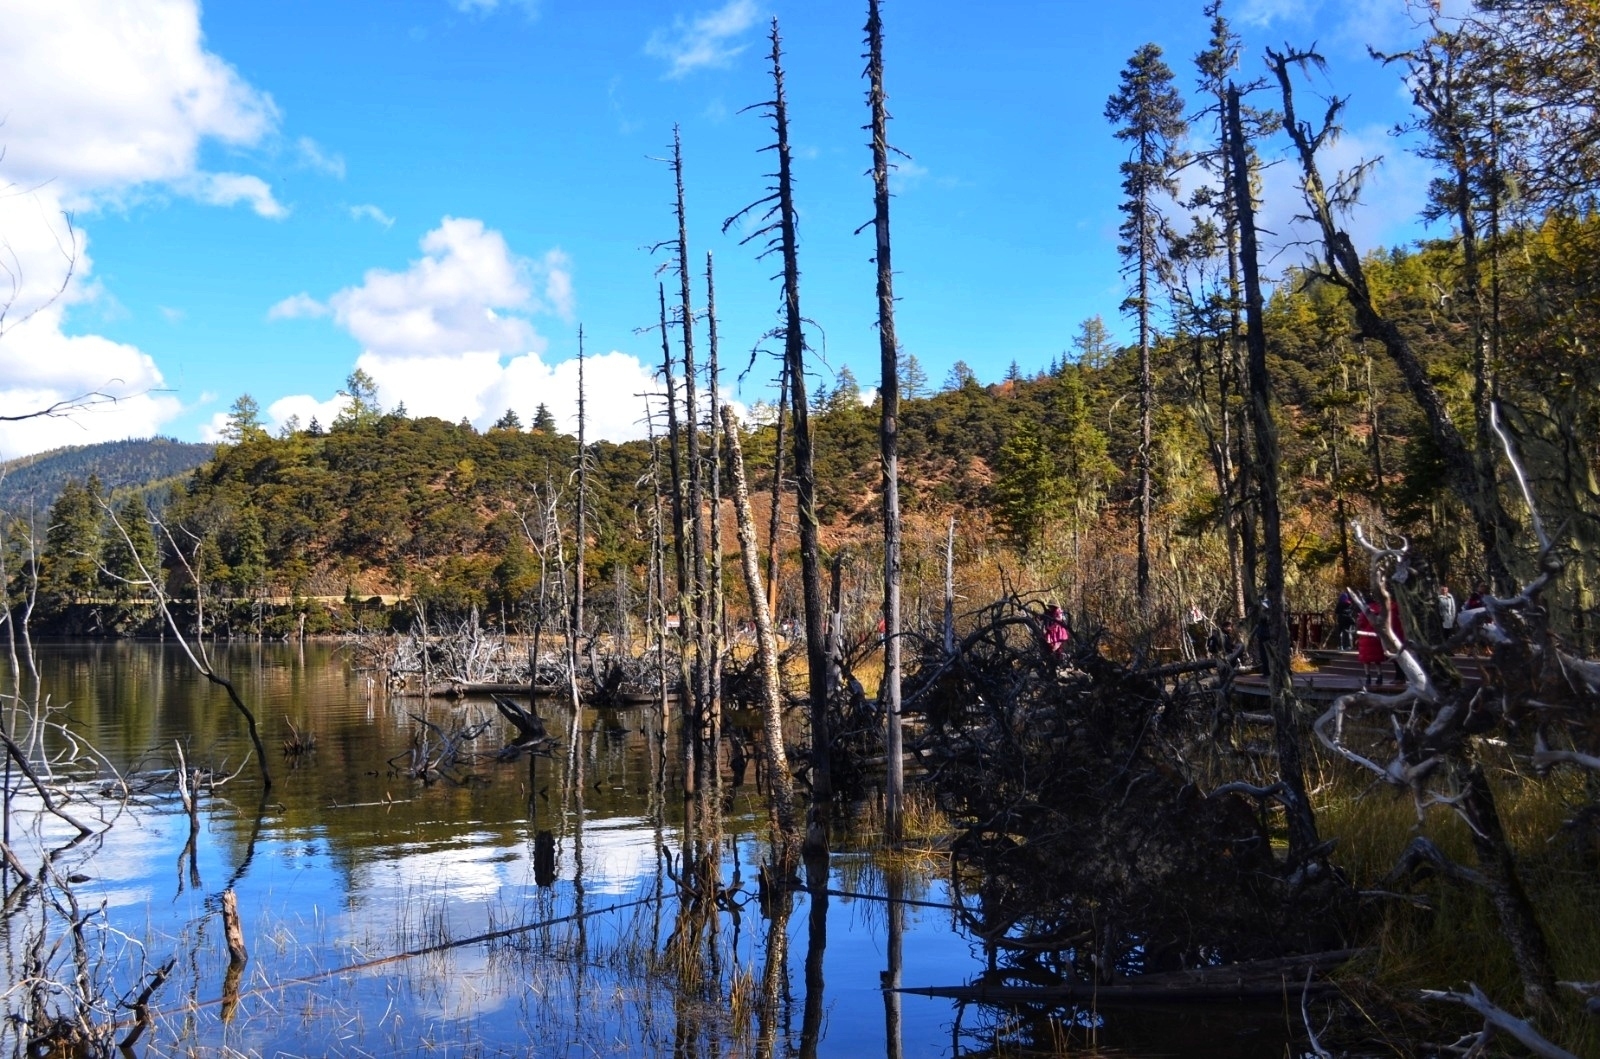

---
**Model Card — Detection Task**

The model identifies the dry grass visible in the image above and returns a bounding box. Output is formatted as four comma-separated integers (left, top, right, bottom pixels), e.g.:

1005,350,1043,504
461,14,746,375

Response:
1314,752,1600,1056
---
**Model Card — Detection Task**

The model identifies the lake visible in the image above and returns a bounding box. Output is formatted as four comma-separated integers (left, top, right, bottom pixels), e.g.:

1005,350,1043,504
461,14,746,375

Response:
0,641,1299,1057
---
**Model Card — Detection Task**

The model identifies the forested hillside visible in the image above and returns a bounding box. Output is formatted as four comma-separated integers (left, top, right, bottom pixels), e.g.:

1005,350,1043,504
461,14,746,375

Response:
0,438,213,513
10,209,1598,643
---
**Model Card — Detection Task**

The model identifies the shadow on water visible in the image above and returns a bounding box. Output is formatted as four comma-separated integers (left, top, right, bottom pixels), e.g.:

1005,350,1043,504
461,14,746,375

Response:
0,642,1304,1057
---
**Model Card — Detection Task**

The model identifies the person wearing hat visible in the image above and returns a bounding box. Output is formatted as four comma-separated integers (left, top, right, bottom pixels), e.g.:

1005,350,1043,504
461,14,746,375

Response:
1044,603,1071,660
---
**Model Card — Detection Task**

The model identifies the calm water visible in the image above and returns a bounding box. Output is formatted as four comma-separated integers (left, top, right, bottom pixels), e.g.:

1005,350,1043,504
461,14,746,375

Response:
0,642,1297,1057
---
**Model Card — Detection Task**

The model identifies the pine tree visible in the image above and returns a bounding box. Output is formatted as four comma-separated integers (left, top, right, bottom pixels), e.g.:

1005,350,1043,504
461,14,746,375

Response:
993,422,1062,552
333,368,382,430
1072,315,1114,368
900,354,928,399
39,476,104,605
1106,43,1187,609
222,394,268,444
104,498,160,601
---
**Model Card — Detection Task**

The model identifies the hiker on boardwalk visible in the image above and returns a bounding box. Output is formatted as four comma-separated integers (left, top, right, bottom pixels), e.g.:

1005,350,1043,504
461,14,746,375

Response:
1436,585,1457,637
1335,590,1357,650
1355,594,1404,686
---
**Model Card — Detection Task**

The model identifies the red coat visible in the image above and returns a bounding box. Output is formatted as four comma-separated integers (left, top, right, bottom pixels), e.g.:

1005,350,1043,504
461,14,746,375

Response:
1355,600,1403,664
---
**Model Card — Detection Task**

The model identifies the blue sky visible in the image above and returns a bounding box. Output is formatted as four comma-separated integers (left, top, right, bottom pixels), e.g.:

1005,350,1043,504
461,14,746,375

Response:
0,0,1453,457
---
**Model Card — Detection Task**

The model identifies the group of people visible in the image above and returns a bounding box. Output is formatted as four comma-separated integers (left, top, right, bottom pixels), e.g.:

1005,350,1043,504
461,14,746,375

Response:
1333,579,1493,686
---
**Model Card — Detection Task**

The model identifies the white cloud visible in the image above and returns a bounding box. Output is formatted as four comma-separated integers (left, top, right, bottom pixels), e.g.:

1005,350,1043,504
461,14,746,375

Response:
271,218,660,442
264,392,347,434
267,293,330,320
264,349,664,444
159,306,185,323
0,0,285,457
296,136,346,179
645,0,760,79
349,203,396,228
0,0,277,201
327,217,542,357
541,249,575,321
447,0,540,15
178,171,287,218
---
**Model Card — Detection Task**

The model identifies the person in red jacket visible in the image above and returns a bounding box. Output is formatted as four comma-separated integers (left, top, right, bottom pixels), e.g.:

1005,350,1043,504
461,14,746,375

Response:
1355,594,1405,686
1043,603,1071,661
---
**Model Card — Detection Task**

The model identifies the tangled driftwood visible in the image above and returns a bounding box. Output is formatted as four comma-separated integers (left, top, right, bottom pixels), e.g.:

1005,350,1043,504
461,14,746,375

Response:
908,597,1352,984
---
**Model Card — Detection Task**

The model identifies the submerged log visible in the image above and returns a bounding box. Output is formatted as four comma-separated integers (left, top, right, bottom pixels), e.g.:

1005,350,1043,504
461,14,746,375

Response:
901,949,1363,1005
493,694,548,742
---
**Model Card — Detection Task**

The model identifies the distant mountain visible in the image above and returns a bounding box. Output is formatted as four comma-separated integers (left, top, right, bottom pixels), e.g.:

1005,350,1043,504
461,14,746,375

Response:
0,438,215,514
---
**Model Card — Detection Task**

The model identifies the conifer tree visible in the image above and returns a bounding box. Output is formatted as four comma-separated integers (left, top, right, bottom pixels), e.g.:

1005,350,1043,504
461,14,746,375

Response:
1106,43,1186,609
39,476,103,606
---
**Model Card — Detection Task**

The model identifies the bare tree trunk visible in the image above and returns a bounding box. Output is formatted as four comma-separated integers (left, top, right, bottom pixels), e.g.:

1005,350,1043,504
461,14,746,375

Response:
865,0,903,842
574,326,587,641
763,21,830,813
1453,754,1556,1007
943,516,956,655
657,283,694,794
724,406,800,870
1137,198,1153,613
1229,85,1320,863
767,359,787,623
674,127,710,791
705,251,725,794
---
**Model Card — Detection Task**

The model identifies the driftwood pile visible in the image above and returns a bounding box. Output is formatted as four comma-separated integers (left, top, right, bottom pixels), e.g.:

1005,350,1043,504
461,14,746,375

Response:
907,597,1353,984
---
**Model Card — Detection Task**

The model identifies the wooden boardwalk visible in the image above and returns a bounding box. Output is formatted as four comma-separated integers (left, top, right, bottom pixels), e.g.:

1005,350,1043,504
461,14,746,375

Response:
1233,651,1484,703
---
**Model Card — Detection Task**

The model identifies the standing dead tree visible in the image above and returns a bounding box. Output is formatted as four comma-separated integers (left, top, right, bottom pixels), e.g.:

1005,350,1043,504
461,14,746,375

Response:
724,18,832,835
863,0,904,842
1227,84,1322,867
723,406,800,872
1268,46,1518,591
102,503,272,790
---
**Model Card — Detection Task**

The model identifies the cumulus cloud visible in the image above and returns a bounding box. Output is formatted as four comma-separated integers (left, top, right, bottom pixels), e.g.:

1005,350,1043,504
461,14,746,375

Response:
325,217,542,357
266,217,661,442
349,203,396,228
0,0,286,457
645,0,760,79
0,0,277,201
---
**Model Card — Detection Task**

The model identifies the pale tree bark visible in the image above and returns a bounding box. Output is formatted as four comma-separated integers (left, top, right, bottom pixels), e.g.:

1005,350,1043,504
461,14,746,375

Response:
574,326,587,640
723,406,800,870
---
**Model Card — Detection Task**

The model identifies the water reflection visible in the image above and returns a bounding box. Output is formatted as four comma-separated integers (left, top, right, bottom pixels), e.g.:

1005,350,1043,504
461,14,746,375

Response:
0,643,1301,1057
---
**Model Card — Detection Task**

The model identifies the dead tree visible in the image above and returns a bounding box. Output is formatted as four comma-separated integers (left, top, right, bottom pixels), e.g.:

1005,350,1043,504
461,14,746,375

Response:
1268,47,1517,591
723,406,800,871
574,326,588,641
1311,406,1591,1010
1227,84,1322,866
103,504,272,790
669,126,713,790
864,0,904,842
725,19,832,824
704,251,725,794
